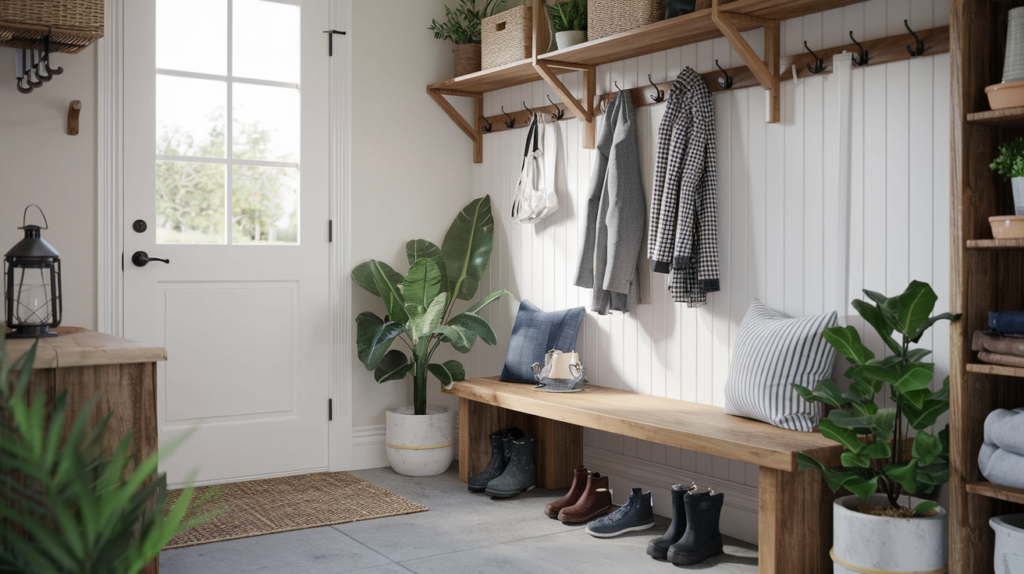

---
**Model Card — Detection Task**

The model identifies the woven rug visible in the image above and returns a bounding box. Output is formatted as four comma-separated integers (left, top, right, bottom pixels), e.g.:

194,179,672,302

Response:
164,472,428,549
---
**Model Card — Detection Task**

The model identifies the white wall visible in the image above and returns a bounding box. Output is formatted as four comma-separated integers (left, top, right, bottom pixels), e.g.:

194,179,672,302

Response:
0,47,98,331
467,0,952,544
349,0,476,438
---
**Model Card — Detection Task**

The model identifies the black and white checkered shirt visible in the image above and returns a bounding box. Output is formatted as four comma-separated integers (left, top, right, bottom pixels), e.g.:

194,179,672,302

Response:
648,67,721,307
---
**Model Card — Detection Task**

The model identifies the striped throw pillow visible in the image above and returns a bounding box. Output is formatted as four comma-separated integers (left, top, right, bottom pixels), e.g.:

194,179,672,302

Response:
723,301,838,432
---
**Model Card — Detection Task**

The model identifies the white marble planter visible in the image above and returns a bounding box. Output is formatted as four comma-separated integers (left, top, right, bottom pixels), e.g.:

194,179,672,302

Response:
832,495,947,574
385,405,456,477
991,513,1024,574
555,30,587,50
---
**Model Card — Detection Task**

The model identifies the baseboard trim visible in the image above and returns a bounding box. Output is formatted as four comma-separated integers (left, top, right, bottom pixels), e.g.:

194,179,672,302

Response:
583,447,759,545
351,422,460,471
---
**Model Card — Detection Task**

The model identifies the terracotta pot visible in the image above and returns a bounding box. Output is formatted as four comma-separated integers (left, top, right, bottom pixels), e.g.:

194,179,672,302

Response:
986,79,1024,110
989,215,1024,239
453,44,481,78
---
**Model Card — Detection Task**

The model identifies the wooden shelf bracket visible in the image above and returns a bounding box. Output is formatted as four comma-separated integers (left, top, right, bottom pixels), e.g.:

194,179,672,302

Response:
711,0,780,123
533,60,597,149
427,88,484,163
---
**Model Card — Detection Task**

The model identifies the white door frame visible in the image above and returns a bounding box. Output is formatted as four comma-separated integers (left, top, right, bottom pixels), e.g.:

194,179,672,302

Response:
96,0,354,473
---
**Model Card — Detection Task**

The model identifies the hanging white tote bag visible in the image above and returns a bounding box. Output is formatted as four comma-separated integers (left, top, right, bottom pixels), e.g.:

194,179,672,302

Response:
511,114,559,224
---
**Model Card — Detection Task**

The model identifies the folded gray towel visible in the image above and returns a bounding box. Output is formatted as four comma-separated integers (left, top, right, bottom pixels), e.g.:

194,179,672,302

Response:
985,408,1024,457
979,442,1024,490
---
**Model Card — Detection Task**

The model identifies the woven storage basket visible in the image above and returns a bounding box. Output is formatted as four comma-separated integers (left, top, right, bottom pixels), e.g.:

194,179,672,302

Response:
589,0,664,41
482,5,532,70
0,0,104,54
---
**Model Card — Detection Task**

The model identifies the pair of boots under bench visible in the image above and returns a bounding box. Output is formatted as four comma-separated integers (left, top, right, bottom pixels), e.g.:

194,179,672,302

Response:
544,467,616,524
647,484,725,566
467,428,537,498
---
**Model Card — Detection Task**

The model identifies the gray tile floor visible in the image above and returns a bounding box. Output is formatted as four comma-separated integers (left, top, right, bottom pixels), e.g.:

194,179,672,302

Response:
161,464,758,574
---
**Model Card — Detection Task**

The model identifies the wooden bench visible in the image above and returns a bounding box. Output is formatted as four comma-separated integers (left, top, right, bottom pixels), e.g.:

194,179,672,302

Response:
443,377,844,574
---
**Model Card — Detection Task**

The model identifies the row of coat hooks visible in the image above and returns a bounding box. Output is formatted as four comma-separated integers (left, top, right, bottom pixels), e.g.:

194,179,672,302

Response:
479,20,944,135
13,35,63,94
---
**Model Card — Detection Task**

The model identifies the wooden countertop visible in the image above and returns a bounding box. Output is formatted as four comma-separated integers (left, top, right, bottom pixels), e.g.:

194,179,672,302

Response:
5,327,166,369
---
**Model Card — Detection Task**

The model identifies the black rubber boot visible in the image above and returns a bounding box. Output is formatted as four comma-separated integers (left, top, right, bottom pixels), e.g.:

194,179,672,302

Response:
667,490,725,566
467,431,507,493
484,433,537,498
646,484,692,560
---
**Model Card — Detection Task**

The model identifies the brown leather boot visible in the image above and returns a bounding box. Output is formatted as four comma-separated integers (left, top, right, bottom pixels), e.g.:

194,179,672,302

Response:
544,467,588,518
557,472,614,524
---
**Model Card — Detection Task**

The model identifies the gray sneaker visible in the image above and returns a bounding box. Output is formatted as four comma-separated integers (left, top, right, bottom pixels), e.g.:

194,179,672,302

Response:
585,487,654,538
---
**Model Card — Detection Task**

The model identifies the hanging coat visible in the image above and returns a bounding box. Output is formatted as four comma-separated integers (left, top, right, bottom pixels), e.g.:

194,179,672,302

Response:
648,67,721,307
574,92,647,315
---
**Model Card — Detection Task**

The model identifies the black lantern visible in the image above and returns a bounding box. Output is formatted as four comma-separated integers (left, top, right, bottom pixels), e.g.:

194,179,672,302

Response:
4,205,61,338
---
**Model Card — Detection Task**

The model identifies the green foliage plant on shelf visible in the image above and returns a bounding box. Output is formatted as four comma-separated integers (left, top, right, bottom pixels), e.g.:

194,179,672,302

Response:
428,0,508,45
991,136,1024,180
0,329,219,574
548,0,587,34
352,195,510,416
793,280,961,517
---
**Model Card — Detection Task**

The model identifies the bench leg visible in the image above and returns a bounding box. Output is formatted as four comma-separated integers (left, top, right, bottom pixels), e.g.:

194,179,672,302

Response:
758,467,833,574
458,398,583,490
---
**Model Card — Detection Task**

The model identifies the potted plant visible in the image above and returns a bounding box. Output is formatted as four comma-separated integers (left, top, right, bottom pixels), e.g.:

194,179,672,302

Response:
429,0,507,77
352,196,508,477
991,136,1024,216
548,0,587,50
794,281,960,574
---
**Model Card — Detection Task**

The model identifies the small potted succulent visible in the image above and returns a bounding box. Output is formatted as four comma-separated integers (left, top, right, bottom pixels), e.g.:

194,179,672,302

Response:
991,136,1024,216
548,0,587,50
429,0,507,77
795,281,959,574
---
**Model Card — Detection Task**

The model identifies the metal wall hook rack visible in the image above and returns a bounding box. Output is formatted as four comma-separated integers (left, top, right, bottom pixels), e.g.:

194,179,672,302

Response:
905,20,925,56
13,33,63,95
481,116,493,133
648,74,666,102
522,101,533,117
715,60,734,89
804,41,826,74
546,95,565,120
849,31,869,66
501,106,516,129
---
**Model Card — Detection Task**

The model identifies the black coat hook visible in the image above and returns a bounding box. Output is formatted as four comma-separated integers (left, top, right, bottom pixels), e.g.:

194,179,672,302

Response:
43,35,62,76
614,80,623,92
481,116,493,133
849,31,869,67
804,41,826,75
904,20,925,57
546,94,565,121
522,101,534,117
648,74,666,102
501,106,516,129
715,60,734,89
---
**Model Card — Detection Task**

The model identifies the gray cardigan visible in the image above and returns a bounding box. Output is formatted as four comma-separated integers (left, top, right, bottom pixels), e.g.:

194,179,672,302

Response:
574,92,646,315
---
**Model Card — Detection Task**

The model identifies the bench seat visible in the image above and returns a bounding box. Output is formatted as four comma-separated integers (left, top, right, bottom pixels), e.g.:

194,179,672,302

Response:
443,377,844,574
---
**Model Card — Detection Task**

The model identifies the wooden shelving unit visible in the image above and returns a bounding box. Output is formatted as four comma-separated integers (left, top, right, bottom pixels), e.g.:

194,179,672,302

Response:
950,1,1024,572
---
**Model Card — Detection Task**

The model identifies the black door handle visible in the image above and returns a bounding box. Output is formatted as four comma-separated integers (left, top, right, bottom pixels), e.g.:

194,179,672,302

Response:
132,251,170,267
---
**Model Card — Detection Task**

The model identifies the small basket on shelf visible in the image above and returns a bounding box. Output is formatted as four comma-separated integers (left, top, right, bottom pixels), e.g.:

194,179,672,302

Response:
588,0,665,41
0,0,105,54
482,5,533,70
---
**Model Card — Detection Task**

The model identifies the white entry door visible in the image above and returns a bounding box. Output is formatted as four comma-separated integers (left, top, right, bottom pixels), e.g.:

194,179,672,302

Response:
123,0,330,487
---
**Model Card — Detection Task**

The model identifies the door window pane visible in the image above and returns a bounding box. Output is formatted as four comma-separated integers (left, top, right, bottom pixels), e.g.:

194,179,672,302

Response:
233,83,299,163
157,0,227,75
157,76,226,158
233,0,300,83
157,161,226,244
232,166,299,244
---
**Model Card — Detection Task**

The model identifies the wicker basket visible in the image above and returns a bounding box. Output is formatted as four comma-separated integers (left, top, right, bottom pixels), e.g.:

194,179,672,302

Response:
482,5,532,70
453,44,482,77
0,0,104,54
589,0,664,41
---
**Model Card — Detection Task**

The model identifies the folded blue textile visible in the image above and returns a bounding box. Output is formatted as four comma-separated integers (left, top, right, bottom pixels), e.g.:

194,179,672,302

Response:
986,408,1024,457
980,442,1024,490
989,311,1024,334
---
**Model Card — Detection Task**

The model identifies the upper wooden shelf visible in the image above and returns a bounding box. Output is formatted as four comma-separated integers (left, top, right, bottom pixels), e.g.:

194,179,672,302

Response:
967,362,1024,378
967,106,1024,127
428,0,865,95
966,481,1024,505
966,239,1024,249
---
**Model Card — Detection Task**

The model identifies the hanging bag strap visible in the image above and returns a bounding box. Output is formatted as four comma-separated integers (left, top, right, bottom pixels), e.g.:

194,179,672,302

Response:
512,115,541,220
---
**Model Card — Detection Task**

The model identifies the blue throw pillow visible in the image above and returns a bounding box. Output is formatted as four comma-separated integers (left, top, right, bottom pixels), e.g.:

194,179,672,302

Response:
501,300,585,384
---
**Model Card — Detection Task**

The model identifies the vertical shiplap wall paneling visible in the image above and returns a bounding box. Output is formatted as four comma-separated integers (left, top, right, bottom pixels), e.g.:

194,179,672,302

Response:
468,0,950,544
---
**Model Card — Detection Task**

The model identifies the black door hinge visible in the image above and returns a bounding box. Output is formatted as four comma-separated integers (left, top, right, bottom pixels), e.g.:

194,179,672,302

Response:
328,398,333,421
323,30,346,57
329,220,333,243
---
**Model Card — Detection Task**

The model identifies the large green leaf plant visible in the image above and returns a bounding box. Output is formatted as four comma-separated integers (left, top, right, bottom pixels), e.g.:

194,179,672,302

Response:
0,330,217,573
794,281,960,516
352,196,509,416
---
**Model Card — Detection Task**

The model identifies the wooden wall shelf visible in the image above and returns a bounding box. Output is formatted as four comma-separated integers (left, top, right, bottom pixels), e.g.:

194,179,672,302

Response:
966,363,1024,378
967,106,1024,126
966,239,1024,249
966,482,1024,506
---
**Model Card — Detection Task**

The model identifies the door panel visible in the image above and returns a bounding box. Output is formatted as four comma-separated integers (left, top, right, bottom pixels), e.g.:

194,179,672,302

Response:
124,0,329,486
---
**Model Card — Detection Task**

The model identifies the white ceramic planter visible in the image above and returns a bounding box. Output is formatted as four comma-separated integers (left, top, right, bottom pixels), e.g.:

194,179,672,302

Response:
1012,177,1024,215
832,495,947,574
555,30,587,50
991,514,1024,574
385,405,456,477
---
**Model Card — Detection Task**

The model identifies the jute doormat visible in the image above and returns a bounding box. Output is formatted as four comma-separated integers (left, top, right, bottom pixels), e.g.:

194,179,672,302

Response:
164,472,428,549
